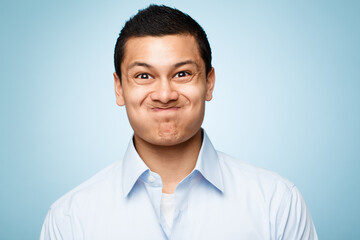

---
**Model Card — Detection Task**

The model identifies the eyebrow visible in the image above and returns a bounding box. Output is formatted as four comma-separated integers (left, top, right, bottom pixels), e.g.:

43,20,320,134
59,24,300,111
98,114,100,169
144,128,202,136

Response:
127,62,153,71
174,60,200,70
127,60,200,71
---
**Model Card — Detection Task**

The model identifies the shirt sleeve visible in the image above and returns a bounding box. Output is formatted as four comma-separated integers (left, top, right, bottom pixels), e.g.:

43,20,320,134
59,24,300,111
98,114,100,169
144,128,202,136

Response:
40,207,74,240
277,186,318,240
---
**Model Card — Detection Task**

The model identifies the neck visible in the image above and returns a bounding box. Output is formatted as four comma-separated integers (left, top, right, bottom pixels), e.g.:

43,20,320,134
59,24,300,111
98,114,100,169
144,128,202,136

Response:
134,129,203,194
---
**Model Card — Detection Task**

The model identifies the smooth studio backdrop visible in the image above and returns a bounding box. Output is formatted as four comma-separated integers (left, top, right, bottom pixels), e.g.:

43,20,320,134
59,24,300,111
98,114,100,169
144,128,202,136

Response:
1,0,359,239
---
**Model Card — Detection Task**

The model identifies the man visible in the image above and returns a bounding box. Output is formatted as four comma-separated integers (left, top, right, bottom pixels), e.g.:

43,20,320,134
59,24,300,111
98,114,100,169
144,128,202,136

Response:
40,5,318,240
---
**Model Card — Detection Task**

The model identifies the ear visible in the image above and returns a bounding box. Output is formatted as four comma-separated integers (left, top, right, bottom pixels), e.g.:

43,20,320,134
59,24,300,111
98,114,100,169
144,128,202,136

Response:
114,72,125,106
205,67,215,101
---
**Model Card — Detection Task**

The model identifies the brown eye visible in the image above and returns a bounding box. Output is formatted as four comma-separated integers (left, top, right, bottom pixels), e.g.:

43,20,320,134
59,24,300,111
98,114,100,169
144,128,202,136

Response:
136,73,153,79
174,71,190,78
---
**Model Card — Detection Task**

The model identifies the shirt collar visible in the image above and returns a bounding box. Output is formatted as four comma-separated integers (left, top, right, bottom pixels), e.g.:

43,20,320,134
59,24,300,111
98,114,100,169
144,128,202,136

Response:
194,130,224,193
121,129,224,197
121,138,149,197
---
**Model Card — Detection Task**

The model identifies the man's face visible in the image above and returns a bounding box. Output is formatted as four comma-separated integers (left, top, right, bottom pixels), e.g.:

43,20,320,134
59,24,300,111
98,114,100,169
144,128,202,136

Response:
114,34,215,146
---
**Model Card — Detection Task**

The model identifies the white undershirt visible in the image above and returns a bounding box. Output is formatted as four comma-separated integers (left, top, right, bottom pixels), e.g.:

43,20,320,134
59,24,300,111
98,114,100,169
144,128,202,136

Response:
160,193,175,229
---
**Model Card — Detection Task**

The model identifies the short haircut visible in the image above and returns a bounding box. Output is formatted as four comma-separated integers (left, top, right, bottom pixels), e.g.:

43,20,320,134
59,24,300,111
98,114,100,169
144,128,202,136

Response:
114,4,212,81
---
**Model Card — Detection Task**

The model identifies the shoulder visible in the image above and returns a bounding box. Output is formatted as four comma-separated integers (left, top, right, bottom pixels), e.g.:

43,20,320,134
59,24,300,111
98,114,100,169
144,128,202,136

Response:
217,151,294,186
49,160,123,212
40,160,124,239
216,151,318,239
217,151,295,199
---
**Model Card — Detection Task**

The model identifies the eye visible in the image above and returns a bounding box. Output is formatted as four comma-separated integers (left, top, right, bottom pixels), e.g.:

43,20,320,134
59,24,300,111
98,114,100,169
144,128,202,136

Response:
135,73,153,79
174,71,190,78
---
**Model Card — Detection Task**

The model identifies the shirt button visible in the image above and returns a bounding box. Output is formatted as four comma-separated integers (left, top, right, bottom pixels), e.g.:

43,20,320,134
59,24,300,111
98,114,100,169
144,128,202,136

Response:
148,175,155,183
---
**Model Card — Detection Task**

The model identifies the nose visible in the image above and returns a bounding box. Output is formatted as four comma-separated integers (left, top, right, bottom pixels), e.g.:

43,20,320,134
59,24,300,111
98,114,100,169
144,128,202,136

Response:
150,79,179,103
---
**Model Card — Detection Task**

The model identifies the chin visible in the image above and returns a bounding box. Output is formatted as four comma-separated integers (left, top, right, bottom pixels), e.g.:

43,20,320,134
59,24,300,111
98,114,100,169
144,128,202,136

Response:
133,123,201,147
155,139,182,147
155,131,182,146
156,127,200,147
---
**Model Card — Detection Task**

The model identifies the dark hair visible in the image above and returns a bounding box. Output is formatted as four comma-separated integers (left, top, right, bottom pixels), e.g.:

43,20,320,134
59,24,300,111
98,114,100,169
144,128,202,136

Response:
114,4,212,81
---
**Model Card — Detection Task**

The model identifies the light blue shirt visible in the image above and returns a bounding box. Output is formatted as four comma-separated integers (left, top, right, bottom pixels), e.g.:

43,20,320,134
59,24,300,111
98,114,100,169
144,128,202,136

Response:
40,131,318,239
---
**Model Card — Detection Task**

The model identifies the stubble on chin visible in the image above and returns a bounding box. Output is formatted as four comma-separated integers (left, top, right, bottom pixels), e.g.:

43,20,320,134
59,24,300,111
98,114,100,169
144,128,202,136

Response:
157,122,179,142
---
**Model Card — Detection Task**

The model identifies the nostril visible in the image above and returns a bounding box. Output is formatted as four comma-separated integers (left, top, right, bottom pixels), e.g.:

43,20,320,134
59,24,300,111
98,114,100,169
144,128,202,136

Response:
150,81,179,103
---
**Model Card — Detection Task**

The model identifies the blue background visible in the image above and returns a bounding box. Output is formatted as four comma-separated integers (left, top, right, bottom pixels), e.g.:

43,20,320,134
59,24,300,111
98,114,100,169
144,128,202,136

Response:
1,0,359,239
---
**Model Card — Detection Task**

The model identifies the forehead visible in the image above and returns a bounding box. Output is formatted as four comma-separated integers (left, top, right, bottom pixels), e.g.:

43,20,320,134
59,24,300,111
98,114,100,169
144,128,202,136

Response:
122,34,203,69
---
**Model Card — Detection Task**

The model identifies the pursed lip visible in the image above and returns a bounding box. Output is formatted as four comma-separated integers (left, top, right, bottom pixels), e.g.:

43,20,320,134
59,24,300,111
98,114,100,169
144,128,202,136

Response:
150,106,180,112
